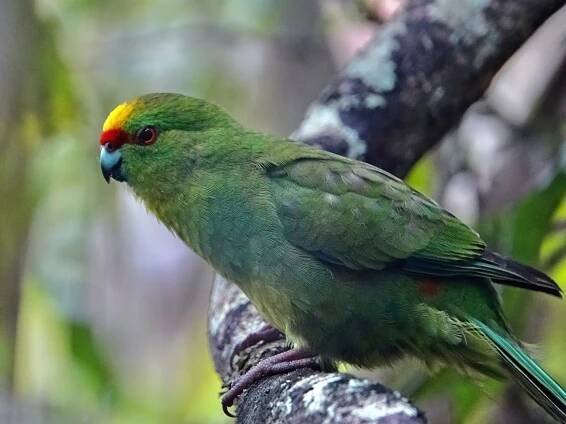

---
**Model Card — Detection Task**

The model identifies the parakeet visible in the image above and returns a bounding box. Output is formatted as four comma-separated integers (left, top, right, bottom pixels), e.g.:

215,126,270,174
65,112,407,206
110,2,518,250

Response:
99,93,566,421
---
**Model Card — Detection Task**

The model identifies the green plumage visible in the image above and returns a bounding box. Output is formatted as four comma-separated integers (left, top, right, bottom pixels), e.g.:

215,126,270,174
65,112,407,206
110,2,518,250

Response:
471,319,566,422
102,93,565,421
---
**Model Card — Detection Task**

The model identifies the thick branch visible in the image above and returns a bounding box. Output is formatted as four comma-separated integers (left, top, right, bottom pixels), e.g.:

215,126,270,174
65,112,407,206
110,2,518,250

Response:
208,0,564,422
294,0,565,177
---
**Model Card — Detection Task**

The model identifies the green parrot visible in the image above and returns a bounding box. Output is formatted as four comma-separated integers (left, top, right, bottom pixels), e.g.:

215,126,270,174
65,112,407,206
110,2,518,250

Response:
99,93,565,421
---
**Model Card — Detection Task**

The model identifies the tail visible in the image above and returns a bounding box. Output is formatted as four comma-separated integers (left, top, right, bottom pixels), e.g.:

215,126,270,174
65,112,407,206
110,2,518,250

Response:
405,250,562,297
471,319,566,422
479,250,562,297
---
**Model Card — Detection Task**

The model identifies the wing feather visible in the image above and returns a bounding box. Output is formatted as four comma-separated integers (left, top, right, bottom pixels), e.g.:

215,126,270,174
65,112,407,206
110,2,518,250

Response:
266,155,485,271
257,143,560,296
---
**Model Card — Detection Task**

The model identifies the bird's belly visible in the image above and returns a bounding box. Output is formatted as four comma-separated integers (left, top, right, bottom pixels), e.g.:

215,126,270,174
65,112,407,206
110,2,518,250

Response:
289,278,417,367
241,265,431,368
243,280,298,335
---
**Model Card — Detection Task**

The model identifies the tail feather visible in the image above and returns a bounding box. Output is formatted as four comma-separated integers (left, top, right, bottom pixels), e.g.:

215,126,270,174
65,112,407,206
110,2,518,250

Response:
481,250,562,297
405,250,562,297
471,319,566,422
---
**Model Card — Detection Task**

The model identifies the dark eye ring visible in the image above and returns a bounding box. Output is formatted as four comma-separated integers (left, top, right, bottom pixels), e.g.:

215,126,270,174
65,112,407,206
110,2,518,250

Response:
136,126,158,145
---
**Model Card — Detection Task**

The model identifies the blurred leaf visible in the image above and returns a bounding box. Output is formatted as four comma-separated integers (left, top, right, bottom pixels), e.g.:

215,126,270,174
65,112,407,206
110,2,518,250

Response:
406,154,437,196
17,280,102,413
496,170,566,329
508,171,566,264
69,323,118,404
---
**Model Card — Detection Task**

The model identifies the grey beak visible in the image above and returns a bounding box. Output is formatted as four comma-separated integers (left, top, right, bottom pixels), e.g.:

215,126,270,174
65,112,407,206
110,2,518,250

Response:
100,146,124,183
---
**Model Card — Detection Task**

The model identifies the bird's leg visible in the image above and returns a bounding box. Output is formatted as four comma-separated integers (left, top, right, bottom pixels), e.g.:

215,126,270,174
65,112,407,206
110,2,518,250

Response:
222,347,319,416
230,325,285,370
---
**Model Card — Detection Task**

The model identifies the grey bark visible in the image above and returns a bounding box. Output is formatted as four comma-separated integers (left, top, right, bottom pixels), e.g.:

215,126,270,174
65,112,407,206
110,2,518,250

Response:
208,0,565,422
294,0,565,177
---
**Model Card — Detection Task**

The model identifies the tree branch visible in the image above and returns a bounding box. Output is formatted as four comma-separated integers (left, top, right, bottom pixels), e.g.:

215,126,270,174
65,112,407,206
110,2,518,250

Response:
208,0,564,422
294,0,565,178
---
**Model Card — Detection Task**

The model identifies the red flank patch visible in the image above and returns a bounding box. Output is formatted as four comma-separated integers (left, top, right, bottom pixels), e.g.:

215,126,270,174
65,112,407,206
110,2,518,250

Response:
419,278,441,297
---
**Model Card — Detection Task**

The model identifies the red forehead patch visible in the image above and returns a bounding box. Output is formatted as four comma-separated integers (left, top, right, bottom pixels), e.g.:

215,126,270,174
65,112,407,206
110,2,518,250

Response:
99,128,130,149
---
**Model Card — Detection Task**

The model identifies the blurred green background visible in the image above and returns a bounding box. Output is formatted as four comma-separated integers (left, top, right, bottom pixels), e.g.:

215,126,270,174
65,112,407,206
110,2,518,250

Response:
0,0,564,422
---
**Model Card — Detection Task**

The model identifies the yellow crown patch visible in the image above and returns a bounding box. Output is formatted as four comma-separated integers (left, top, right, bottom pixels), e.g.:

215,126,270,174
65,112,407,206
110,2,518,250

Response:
103,101,137,131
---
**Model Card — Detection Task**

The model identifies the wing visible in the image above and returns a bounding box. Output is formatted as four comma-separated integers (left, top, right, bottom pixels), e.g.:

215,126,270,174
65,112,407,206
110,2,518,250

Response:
262,148,561,296
265,153,485,271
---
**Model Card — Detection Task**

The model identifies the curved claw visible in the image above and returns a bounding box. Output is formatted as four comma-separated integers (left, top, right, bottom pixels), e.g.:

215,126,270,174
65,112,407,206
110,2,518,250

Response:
222,402,236,418
220,382,237,417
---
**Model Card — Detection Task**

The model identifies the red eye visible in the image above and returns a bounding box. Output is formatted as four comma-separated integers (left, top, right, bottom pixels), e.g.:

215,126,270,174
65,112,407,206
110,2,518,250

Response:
136,126,158,145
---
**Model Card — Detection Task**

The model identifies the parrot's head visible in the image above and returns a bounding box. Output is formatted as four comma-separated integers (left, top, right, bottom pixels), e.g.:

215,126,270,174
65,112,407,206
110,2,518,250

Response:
99,93,238,197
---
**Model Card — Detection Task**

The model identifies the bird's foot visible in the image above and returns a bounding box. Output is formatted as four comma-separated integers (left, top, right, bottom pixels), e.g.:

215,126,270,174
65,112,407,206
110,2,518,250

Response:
230,325,285,370
222,347,319,417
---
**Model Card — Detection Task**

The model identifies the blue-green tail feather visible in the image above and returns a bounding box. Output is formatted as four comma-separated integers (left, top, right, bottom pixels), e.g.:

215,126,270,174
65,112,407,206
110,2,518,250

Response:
471,319,566,422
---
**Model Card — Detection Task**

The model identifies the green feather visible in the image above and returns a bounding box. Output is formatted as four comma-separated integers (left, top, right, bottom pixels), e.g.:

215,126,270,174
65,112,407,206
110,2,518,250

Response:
470,319,566,422
266,156,485,270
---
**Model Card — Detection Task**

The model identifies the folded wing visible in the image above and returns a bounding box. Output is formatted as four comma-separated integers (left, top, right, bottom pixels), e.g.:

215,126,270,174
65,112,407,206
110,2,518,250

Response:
265,152,560,297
